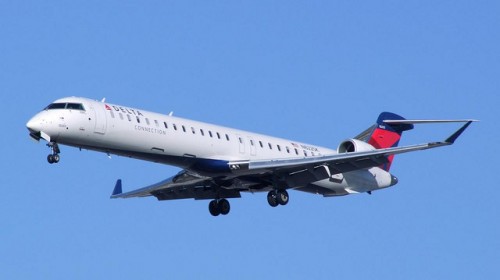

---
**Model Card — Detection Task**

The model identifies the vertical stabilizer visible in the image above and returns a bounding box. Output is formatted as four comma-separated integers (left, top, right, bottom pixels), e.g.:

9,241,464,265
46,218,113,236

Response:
367,112,414,171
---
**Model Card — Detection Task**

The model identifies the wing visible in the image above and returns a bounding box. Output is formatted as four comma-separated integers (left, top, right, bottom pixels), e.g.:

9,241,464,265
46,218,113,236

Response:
111,121,474,200
111,170,241,201
228,121,475,177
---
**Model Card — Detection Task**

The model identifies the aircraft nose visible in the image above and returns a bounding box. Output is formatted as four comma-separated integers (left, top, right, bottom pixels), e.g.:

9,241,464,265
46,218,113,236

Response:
26,115,42,133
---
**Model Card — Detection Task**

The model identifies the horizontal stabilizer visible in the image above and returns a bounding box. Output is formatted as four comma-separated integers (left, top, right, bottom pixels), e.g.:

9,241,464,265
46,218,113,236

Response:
384,119,478,124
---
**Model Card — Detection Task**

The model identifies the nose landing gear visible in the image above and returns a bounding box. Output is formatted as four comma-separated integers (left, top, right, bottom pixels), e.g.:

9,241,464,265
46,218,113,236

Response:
46,142,61,164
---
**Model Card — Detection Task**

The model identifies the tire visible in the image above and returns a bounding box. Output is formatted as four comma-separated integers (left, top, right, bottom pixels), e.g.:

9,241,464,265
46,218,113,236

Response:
276,190,289,206
267,191,279,207
47,154,54,164
209,200,220,216
218,199,230,215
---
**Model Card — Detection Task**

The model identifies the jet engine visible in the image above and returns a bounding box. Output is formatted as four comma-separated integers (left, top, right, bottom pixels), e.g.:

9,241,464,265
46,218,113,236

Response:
337,139,376,153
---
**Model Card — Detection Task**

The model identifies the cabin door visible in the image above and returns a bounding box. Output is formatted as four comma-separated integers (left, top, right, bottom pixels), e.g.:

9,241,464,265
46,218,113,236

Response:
91,104,107,134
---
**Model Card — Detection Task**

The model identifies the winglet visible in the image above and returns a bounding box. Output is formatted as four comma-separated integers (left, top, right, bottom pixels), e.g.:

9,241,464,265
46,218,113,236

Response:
111,179,122,198
445,121,475,144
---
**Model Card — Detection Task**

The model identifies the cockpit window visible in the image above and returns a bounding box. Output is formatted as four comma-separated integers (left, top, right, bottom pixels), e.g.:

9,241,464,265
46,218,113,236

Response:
66,103,85,110
45,103,66,110
45,102,85,111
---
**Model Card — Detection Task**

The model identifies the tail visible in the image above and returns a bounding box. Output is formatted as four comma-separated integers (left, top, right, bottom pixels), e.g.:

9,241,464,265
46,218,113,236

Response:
357,112,414,171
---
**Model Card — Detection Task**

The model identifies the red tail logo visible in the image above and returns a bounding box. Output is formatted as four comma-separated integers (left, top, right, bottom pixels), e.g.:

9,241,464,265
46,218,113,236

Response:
367,113,414,171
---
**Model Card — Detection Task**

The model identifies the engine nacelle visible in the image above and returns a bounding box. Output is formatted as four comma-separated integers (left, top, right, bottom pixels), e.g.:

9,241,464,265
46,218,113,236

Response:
338,139,376,153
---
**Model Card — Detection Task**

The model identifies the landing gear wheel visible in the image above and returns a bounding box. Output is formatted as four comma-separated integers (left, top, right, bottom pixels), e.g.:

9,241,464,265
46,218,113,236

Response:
209,200,220,216
276,190,289,206
267,191,279,207
208,199,231,216
218,199,230,215
47,154,55,164
46,142,61,164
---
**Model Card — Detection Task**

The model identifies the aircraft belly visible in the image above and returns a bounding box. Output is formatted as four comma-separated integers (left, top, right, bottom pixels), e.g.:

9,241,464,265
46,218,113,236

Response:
311,178,349,192
308,168,393,195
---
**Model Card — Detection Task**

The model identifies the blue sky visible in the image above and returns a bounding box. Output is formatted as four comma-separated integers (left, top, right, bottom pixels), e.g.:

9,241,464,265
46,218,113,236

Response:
1,1,499,279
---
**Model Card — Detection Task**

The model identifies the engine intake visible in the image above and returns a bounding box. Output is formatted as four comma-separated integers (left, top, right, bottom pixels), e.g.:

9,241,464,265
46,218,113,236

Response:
338,139,375,153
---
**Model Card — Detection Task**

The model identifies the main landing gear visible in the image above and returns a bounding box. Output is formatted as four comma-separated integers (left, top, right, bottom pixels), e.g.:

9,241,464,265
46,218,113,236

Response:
47,142,61,164
208,199,230,216
208,190,289,216
267,189,289,207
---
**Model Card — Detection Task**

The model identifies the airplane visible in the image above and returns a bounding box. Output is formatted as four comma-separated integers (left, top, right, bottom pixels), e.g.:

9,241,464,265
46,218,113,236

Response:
26,97,475,216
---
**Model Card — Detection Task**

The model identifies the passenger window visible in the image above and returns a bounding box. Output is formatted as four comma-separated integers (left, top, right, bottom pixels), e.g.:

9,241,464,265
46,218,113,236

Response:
216,132,221,139
303,150,308,157
127,115,132,121
182,125,186,132
119,113,124,120
200,129,205,136
191,127,196,134
226,134,230,141
146,118,150,125
164,122,168,129
155,120,159,127
250,140,254,146
286,147,290,153
268,143,272,150
110,111,115,118
295,148,299,155
277,145,281,152
136,116,141,123
259,141,263,148
209,131,213,138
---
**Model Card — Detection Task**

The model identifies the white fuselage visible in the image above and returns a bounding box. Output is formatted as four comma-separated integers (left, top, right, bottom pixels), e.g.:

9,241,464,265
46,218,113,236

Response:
26,97,395,195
